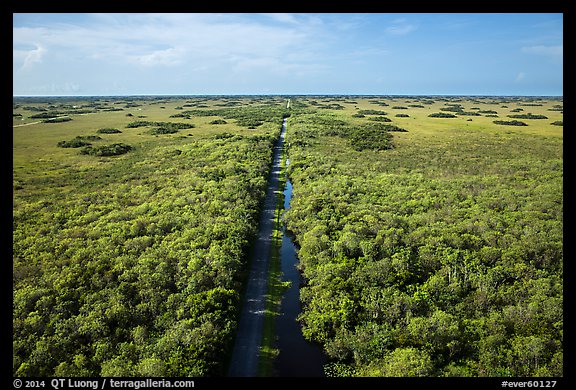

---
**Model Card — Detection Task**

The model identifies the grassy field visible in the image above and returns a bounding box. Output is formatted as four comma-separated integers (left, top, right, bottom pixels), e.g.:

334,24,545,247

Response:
13,95,562,193
285,96,562,185
13,94,563,377
13,97,281,179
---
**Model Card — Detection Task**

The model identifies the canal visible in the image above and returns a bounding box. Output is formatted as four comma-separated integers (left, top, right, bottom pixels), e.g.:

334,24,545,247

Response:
227,115,327,377
274,163,327,377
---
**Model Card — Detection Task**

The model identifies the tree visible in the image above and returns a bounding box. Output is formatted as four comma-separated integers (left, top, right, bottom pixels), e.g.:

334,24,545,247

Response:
357,347,434,376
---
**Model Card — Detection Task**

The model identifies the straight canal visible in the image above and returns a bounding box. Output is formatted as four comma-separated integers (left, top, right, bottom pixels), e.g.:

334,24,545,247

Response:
227,116,326,377
274,170,327,377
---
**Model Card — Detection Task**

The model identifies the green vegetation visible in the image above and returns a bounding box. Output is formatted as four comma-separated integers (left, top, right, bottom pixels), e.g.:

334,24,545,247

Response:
368,116,392,122
507,113,548,120
12,95,563,378
440,105,464,113
30,112,64,119
349,127,393,151
283,96,563,377
429,113,457,118
97,128,123,134
289,111,406,152
13,96,287,377
182,104,290,129
493,120,528,126
126,121,194,130
58,135,103,147
357,109,388,115
148,127,179,135
80,143,134,156
57,139,93,148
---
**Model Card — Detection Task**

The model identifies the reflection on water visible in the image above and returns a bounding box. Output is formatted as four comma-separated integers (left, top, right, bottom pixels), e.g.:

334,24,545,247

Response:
274,178,327,377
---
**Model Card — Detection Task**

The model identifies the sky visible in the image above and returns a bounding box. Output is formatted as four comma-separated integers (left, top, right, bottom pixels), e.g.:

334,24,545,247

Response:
13,13,563,96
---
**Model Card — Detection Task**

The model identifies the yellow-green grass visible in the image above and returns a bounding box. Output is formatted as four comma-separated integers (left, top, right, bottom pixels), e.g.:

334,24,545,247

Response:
287,96,562,184
306,96,562,145
13,97,280,192
302,96,563,137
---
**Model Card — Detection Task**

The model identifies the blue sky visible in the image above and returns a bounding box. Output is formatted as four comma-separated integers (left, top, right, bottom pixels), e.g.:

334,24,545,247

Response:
13,13,563,96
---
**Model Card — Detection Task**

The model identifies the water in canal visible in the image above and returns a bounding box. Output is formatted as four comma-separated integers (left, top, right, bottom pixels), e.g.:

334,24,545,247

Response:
274,172,327,377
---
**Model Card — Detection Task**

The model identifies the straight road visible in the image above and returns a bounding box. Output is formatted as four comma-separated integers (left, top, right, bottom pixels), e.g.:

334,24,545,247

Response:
227,118,287,377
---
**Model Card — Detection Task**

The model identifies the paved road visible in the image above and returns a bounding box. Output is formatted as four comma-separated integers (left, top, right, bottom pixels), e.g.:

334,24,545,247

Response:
227,118,287,377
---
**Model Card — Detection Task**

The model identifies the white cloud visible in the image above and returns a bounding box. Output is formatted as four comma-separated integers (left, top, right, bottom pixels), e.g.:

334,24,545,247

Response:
230,54,329,79
522,45,563,63
129,47,184,67
515,72,526,82
385,18,416,36
348,47,389,58
24,45,46,68
261,13,300,24
13,14,311,69
17,81,81,95
14,13,339,94
11,13,563,96
14,44,46,70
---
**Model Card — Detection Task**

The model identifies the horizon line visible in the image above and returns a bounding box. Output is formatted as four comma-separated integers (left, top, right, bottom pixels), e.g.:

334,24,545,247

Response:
13,93,564,98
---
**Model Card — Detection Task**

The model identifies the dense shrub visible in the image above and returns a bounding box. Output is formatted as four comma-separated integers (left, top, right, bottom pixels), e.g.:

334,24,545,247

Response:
493,120,528,126
507,113,548,120
57,136,102,148
57,139,92,148
149,127,179,135
30,112,63,119
367,116,392,122
170,113,192,119
97,128,122,134
358,110,388,115
429,113,457,118
349,126,393,151
13,99,282,376
126,121,194,130
284,100,563,377
80,143,134,156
